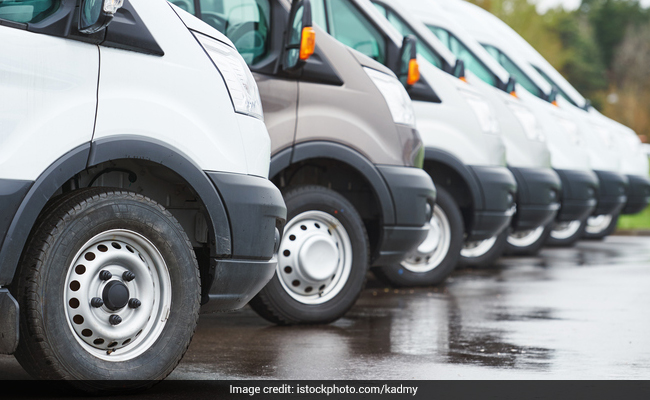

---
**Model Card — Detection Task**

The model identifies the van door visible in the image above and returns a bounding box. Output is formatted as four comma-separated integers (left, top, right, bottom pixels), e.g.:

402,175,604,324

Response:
0,1,99,182
190,0,299,154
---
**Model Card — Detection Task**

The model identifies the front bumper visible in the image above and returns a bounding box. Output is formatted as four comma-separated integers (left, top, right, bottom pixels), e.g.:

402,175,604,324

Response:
622,174,650,215
468,166,517,241
593,170,628,216
509,167,562,231
554,169,599,222
372,166,436,266
0,288,19,354
203,172,287,313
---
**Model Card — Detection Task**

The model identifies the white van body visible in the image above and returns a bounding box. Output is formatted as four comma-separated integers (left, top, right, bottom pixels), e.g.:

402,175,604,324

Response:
0,0,286,387
436,0,631,242
373,0,565,261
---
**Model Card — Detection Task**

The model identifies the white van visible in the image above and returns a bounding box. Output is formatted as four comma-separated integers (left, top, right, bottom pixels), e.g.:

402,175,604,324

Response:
437,0,628,246
0,0,286,388
396,0,600,252
495,13,650,238
372,0,564,263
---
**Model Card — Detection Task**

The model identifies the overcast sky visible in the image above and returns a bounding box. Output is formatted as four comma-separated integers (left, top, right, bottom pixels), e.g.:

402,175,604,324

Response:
534,0,650,13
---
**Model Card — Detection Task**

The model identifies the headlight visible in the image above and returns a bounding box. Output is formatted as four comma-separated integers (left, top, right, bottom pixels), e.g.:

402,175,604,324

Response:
193,32,264,120
556,116,581,146
364,67,416,126
458,88,500,135
507,102,545,142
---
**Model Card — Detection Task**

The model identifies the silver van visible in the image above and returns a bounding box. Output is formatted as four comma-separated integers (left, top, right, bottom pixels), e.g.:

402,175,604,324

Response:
178,0,436,323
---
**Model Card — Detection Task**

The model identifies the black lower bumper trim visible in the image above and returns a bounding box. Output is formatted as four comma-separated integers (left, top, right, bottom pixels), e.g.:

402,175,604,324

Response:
207,172,286,260
202,258,277,313
0,288,19,355
372,225,429,266
593,170,628,216
509,167,562,231
622,174,650,215
554,169,599,222
467,166,517,241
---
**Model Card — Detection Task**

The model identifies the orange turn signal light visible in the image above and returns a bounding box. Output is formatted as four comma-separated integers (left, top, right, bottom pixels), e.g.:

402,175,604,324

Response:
510,90,518,99
407,59,420,86
552,100,559,107
459,76,468,83
300,27,316,61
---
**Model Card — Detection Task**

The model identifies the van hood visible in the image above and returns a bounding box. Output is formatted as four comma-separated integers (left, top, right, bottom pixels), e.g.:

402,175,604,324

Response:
346,47,397,77
169,2,236,48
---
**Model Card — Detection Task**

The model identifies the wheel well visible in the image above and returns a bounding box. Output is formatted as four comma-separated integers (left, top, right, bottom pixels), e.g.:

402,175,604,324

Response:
54,158,214,302
424,160,474,234
272,158,383,258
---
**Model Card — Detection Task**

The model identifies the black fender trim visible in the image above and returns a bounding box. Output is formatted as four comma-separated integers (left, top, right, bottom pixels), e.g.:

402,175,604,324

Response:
269,147,293,181
0,144,90,286
424,148,483,210
289,141,396,225
89,136,232,258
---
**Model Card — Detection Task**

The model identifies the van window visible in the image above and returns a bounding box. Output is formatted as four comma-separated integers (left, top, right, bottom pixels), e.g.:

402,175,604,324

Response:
372,2,443,69
313,0,386,64
0,0,59,23
533,65,579,107
483,44,543,99
197,0,271,65
427,25,497,87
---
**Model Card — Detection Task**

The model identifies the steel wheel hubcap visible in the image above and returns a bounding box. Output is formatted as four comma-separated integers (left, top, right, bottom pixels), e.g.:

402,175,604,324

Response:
585,214,613,235
401,205,451,273
461,236,498,258
507,226,545,248
64,229,172,362
551,220,582,240
278,211,353,305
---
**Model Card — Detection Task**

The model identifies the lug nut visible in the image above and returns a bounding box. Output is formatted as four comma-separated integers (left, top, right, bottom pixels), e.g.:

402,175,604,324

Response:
128,298,141,309
122,271,136,282
91,297,104,308
99,270,112,281
109,315,122,326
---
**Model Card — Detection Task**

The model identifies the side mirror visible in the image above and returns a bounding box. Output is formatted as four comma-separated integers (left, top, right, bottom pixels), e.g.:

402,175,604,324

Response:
79,0,124,34
453,59,466,81
283,0,316,72
398,35,419,87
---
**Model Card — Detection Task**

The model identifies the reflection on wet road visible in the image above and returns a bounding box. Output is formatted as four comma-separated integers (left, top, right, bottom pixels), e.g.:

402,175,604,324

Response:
2,236,650,380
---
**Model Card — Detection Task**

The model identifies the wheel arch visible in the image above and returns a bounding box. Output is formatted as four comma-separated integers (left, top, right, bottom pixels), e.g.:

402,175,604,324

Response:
0,137,232,287
270,141,395,259
424,148,482,233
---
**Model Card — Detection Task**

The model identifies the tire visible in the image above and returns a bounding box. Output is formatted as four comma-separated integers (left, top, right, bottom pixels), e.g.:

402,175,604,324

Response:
583,214,619,240
10,188,200,392
459,228,509,268
544,219,586,247
372,187,463,287
249,185,369,325
504,225,551,256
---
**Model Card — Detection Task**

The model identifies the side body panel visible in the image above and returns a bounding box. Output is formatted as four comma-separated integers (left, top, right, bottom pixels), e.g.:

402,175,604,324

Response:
93,1,261,177
294,26,406,166
0,26,98,181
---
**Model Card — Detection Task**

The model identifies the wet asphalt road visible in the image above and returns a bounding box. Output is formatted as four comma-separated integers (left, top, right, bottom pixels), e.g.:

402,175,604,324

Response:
2,235,650,381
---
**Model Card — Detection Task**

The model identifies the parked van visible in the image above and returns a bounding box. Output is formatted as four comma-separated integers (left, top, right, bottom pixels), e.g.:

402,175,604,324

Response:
304,0,518,284
0,0,286,387
491,13,650,238
371,0,563,262
438,0,628,246
180,0,437,321
397,0,598,253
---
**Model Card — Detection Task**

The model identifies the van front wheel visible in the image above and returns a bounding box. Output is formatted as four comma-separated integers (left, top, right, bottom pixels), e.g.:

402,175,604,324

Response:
11,188,200,391
249,185,369,325
372,187,463,287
